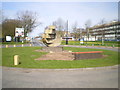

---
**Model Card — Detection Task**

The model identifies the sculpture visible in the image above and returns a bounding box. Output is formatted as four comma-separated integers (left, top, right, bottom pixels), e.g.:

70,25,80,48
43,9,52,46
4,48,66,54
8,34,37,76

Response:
42,25,62,47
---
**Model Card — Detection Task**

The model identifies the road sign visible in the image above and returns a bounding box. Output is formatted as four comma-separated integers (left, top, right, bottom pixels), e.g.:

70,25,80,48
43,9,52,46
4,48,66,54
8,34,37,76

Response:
15,28,24,37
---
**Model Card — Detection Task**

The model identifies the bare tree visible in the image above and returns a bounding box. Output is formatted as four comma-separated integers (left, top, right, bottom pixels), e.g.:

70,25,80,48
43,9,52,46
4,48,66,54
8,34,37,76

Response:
52,18,66,37
56,18,64,31
0,10,2,39
16,10,40,37
72,21,79,40
85,19,92,42
2,19,21,39
99,19,106,45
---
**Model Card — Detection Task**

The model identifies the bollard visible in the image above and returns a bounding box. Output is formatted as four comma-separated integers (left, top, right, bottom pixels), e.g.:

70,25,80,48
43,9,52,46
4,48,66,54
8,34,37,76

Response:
49,51,53,53
6,45,8,48
22,44,24,47
30,44,32,46
69,51,72,52
13,44,16,47
14,55,19,65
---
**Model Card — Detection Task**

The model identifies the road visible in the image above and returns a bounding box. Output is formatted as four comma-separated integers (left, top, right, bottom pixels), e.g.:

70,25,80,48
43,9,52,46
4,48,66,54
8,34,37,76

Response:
1,41,119,88
1,39,46,48
60,45,119,52
31,38,46,47
1,43,119,52
2,66,118,88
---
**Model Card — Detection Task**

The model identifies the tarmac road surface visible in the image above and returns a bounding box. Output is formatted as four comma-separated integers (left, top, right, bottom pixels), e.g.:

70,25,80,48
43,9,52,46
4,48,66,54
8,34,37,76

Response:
2,66,118,88
31,38,46,47
60,45,119,52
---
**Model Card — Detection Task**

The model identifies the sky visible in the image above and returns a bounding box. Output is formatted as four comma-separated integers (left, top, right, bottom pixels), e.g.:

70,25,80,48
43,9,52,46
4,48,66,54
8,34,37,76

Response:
2,2,118,37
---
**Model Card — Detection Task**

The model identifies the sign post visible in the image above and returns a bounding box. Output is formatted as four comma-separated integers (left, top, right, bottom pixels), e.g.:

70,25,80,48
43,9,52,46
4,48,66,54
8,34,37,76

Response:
15,28,24,42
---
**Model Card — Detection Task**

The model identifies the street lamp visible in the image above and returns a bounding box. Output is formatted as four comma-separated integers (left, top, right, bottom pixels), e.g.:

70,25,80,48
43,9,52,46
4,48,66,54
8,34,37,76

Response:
66,20,68,45
85,24,88,44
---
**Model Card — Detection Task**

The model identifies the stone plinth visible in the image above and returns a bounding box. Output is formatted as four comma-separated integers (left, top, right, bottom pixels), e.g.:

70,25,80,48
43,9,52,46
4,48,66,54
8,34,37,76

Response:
41,47,63,52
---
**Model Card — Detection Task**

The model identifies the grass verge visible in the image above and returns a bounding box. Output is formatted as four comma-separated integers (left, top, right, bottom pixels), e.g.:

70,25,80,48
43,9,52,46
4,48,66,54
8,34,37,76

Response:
2,47,119,69
61,40,120,47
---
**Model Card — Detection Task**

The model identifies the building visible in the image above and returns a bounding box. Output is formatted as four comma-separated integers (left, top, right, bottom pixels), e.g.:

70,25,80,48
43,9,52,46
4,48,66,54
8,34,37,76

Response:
84,21,120,41
82,21,120,41
70,28,85,40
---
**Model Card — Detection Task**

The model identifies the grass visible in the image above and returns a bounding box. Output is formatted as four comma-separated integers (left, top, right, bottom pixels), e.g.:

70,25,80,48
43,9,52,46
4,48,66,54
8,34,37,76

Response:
2,47,119,69
61,40,120,47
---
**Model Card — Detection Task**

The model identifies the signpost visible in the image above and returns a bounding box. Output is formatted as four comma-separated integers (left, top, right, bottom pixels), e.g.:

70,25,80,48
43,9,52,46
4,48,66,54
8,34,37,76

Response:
80,39,84,44
15,28,24,42
6,36,12,42
15,28,24,37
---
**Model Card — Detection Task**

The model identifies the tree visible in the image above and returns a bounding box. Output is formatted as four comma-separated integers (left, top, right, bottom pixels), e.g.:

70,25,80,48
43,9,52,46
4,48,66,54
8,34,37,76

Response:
52,18,66,37
99,19,106,45
85,20,92,42
0,24,2,39
2,19,21,38
72,21,81,40
16,10,40,37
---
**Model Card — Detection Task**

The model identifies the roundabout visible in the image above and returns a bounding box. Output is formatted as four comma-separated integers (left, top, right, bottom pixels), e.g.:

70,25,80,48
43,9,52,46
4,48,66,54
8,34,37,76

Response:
1,45,119,88
2,45,119,69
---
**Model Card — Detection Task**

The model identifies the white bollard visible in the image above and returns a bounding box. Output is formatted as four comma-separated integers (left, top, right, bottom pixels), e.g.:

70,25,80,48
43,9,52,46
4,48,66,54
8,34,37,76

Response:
69,51,72,52
13,44,16,47
14,55,19,65
6,45,8,48
49,51,53,53
22,44,24,47
30,44,32,46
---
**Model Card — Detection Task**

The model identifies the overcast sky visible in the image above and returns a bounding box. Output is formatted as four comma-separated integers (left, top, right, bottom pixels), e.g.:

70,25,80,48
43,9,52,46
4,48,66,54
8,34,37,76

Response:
2,2,118,37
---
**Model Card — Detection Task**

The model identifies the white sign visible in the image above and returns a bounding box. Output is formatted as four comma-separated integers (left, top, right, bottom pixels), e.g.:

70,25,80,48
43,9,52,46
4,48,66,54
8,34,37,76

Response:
6,36,12,41
80,39,84,44
15,28,24,37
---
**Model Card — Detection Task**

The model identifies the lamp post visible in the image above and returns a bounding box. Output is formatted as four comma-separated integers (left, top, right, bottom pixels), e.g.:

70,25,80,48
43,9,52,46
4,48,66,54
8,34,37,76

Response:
66,20,68,45
85,24,88,45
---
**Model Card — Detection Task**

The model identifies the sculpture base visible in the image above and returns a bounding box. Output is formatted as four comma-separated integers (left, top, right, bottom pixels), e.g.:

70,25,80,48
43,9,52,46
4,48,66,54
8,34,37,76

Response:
41,47,64,52
35,48,104,60
72,51,103,60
